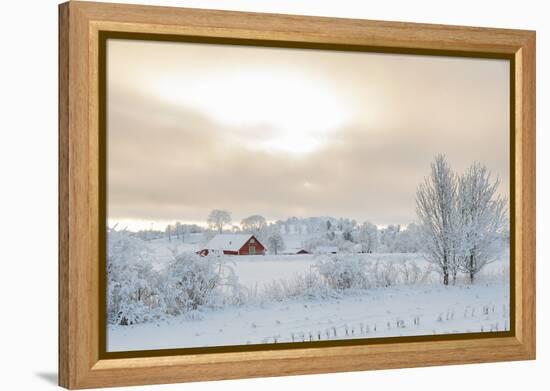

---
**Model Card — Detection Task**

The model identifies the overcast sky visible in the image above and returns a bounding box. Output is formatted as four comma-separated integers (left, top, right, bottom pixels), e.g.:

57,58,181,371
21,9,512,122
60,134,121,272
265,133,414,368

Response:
107,39,509,230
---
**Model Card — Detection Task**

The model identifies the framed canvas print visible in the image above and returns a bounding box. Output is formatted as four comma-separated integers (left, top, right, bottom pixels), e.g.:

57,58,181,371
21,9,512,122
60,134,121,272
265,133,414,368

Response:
58,1,536,389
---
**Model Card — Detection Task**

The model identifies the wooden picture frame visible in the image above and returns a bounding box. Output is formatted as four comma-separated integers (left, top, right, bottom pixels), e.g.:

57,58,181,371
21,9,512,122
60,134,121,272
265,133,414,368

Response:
59,1,536,389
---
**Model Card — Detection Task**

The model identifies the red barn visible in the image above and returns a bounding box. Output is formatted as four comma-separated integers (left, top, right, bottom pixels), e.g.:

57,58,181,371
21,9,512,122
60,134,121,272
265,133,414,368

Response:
201,234,265,256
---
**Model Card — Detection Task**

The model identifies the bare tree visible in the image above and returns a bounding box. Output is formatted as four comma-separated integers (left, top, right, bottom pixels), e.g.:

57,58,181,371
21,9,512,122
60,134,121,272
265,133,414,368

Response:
267,233,285,255
207,210,232,234
240,215,267,236
457,163,508,283
416,155,459,285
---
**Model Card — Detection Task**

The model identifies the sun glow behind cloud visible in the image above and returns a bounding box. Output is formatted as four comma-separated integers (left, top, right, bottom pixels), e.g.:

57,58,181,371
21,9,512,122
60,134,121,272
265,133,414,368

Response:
152,69,352,154
107,39,509,226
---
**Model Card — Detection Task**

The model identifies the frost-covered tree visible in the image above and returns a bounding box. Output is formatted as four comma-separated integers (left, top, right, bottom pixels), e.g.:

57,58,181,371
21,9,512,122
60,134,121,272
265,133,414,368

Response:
379,224,401,252
393,223,421,253
357,221,378,253
416,155,459,285
240,215,267,236
416,156,508,285
267,233,285,255
457,163,508,283
207,209,232,234
342,229,353,242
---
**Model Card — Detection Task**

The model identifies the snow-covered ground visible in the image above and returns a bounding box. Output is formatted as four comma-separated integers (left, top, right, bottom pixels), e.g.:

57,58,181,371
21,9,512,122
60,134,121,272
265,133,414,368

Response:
146,238,506,289
107,281,509,351
230,253,431,288
107,238,510,352
230,255,315,288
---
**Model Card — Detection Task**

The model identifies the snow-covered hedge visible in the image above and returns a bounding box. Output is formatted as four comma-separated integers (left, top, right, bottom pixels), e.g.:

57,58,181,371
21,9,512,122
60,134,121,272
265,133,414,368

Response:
107,229,163,325
314,255,432,291
314,255,370,290
259,272,331,302
107,230,245,325
162,253,231,315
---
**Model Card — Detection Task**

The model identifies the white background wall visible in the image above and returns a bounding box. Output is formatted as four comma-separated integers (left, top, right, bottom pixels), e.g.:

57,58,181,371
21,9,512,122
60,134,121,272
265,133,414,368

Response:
0,0,546,389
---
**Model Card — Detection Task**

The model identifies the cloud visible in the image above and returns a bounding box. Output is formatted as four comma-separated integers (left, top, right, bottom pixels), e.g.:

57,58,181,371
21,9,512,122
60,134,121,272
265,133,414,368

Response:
107,41,509,227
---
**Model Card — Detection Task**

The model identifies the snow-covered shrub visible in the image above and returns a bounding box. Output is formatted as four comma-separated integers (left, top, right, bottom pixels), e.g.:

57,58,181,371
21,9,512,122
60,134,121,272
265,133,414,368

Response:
313,254,432,291
162,253,246,315
114,300,163,326
368,260,399,287
107,229,162,325
314,255,370,290
162,253,222,314
367,258,434,287
396,260,429,285
260,272,330,301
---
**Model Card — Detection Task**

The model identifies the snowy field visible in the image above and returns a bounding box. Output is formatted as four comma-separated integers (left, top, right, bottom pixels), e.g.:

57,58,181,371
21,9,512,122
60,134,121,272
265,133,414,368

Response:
108,280,509,351
231,254,506,289
107,237,510,352
146,238,506,288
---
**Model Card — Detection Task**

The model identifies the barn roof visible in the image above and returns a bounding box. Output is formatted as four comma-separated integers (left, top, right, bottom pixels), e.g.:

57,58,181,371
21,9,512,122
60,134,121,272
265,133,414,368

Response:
206,234,256,251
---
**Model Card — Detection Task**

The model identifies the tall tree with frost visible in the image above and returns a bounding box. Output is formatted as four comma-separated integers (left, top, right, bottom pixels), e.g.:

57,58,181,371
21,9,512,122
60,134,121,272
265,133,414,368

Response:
416,155,458,285
207,209,232,234
358,221,378,253
267,233,285,255
457,162,507,283
240,215,267,236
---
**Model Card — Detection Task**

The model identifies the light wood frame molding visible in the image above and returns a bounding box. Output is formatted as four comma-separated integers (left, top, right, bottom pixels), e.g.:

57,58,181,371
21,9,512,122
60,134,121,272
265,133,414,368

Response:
59,1,536,389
